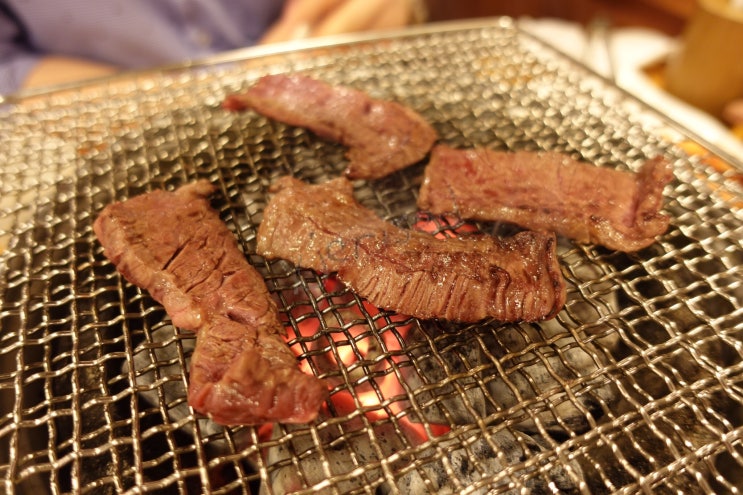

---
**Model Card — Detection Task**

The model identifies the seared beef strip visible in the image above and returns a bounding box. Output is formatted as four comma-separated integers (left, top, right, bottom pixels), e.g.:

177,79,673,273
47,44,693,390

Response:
93,180,327,425
418,145,673,252
257,177,566,323
223,74,438,180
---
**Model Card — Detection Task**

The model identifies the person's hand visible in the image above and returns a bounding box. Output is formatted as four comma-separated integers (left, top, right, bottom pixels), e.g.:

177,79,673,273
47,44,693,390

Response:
260,0,426,44
722,98,743,127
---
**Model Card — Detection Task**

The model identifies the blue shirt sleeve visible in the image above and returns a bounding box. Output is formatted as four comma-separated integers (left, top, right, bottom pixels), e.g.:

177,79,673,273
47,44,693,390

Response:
0,0,285,96
0,6,41,95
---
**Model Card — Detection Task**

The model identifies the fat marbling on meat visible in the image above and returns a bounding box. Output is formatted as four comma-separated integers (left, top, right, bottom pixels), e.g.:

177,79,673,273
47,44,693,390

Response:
93,180,328,425
418,145,673,252
257,176,566,323
223,73,438,180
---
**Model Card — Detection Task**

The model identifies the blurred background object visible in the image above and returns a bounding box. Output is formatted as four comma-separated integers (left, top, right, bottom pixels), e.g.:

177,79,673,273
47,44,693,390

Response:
425,0,696,35
0,0,426,94
664,0,743,118
424,0,743,158
3,0,741,158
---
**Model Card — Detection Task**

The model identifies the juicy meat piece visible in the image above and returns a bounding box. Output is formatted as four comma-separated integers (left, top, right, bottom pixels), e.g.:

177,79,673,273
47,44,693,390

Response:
257,177,566,323
93,180,327,425
223,74,438,180
418,146,673,252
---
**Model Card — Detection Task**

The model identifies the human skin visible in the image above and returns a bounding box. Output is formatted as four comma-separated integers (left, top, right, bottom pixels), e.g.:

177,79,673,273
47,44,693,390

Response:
21,0,421,90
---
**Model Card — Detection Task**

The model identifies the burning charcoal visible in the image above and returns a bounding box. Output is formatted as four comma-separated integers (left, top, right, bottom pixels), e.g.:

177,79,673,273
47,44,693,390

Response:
263,413,584,494
481,254,621,435
382,428,584,494
261,418,409,495
403,324,488,424
405,250,621,435
404,318,619,434
481,318,618,435
125,326,252,456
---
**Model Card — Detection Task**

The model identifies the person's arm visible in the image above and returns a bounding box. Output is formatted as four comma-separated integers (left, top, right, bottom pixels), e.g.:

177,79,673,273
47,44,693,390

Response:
0,7,118,93
0,8,38,94
260,0,426,44
1,0,425,94
21,56,118,90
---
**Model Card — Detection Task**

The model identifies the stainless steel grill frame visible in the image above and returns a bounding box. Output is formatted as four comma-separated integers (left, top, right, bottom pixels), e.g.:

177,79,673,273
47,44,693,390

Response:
1,18,742,495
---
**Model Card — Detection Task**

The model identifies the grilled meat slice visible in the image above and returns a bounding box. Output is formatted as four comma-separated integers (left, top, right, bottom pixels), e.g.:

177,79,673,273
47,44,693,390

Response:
223,73,438,180
418,145,673,252
257,177,566,323
93,180,327,425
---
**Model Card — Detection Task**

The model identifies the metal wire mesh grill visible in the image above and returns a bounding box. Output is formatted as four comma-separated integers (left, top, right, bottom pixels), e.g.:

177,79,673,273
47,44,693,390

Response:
1,18,743,495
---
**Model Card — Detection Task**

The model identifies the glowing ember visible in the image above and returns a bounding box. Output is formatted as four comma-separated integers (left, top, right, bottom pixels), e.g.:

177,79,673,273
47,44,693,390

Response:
269,214,475,445
412,212,479,239
280,274,450,443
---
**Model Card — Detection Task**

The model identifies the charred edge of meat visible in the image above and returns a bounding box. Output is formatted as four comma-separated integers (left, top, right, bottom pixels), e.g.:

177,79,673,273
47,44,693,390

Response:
257,176,566,323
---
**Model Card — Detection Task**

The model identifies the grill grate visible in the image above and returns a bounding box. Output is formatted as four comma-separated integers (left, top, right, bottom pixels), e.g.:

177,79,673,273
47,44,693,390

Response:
2,19,743,495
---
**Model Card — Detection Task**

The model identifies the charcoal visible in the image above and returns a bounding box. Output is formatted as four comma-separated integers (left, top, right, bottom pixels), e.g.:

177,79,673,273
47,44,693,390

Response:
384,429,584,494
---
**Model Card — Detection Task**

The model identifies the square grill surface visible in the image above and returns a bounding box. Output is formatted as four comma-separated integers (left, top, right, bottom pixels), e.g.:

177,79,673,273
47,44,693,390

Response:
1,19,742,495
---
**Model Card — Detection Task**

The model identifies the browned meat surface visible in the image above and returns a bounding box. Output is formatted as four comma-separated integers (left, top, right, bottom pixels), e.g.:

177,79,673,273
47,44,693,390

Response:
93,180,327,425
223,74,438,180
257,177,566,323
418,146,673,252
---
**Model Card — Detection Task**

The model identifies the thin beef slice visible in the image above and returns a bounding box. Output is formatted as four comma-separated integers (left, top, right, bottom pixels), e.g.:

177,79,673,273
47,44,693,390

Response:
93,180,327,425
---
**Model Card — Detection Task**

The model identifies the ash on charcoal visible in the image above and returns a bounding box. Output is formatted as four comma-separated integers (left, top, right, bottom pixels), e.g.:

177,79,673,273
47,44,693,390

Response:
382,427,584,495
261,414,585,495
261,418,408,495
402,324,489,425
479,317,619,436
124,326,252,455
405,249,621,436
